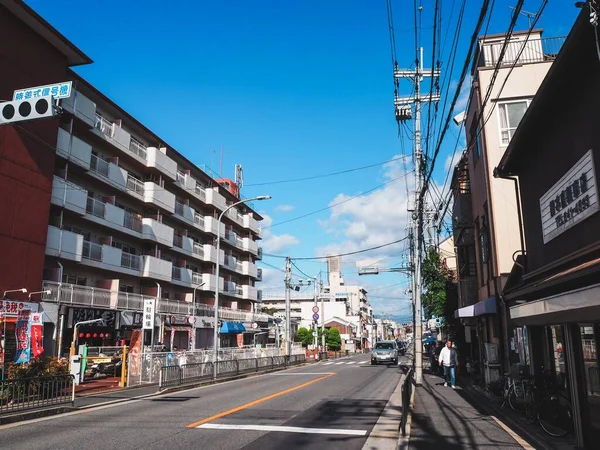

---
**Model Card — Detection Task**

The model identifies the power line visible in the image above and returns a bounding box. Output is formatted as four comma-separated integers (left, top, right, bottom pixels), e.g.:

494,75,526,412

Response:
264,236,409,261
263,171,413,229
244,156,407,187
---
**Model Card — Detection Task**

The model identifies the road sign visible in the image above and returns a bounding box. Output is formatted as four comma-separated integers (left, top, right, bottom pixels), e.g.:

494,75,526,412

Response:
312,306,319,313
13,81,72,101
142,299,155,330
313,313,319,321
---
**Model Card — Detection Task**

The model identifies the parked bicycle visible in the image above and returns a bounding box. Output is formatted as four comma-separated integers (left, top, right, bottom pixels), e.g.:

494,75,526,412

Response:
500,367,531,411
524,371,573,437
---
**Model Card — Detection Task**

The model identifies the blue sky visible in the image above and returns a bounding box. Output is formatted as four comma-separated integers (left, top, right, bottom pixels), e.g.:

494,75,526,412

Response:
26,1,579,320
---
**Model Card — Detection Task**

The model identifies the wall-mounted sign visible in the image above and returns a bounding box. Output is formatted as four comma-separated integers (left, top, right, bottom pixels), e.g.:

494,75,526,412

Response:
539,149,599,244
143,299,155,330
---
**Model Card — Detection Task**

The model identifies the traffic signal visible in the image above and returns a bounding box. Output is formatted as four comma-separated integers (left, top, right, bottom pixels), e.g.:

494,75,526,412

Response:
0,97,58,125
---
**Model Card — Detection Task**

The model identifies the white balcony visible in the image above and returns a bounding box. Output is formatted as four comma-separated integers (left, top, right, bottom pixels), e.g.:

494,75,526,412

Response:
85,198,143,236
144,181,175,213
175,170,194,191
93,114,148,165
141,255,172,282
80,242,140,277
223,230,237,246
45,226,83,262
51,177,87,215
174,201,195,225
235,260,244,275
202,244,224,264
142,218,174,247
193,213,205,232
89,154,128,190
242,285,258,301
61,90,96,127
243,213,260,234
243,237,258,255
126,175,145,199
147,147,176,180
223,255,237,271
227,208,244,226
173,233,194,257
205,188,226,210
242,261,258,278
200,273,224,293
56,128,92,169
204,216,225,237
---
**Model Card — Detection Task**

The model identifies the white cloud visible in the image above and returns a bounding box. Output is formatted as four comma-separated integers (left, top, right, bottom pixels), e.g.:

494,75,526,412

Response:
453,76,472,114
260,213,300,254
444,151,462,172
315,154,413,264
274,204,295,212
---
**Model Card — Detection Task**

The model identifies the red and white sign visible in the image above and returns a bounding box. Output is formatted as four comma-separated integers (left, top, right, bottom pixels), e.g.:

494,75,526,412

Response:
312,306,319,313
30,313,44,358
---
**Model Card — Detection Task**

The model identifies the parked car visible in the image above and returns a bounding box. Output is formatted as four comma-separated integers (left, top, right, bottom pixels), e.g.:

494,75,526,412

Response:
371,340,398,365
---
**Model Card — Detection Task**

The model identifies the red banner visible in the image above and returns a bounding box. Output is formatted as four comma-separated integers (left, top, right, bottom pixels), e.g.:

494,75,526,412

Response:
30,313,44,358
128,329,142,377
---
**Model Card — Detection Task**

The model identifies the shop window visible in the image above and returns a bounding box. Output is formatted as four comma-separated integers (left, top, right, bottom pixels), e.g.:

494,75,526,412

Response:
497,99,531,146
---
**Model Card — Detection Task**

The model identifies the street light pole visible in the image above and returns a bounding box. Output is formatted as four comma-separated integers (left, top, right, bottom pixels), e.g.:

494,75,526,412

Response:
191,282,205,350
213,195,271,380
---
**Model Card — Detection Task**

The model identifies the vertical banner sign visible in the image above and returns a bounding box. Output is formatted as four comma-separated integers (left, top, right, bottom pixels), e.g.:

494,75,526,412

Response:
14,310,31,363
143,299,155,330
30,313,44,358
128,329,142,377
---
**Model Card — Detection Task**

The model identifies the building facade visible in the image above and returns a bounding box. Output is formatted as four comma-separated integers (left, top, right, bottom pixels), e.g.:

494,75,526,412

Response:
495,9,600,447
452,28,564,380
0,0,267,357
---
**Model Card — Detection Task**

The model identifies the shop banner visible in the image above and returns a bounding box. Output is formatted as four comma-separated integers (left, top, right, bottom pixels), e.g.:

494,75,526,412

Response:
14,310,31,364
128,329,142,377
30,313,44,358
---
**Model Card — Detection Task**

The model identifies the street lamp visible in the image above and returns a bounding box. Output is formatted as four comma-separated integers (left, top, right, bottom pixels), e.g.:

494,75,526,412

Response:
191,282,206,351
28,289,51,301
1,288,27,382
213,195,271,379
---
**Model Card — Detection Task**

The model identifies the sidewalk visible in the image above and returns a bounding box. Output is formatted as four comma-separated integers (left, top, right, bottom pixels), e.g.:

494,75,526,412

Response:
408,373,532,449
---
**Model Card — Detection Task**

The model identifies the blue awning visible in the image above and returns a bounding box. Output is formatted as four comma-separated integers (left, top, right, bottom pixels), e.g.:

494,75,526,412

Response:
220,321,246,334
423,337,437,344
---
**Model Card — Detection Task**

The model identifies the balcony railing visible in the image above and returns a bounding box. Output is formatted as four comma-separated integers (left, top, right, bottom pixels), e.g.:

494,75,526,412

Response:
172,266,181,280
481,36,566,67
129,136,148,160
126,175,145,195
224,230,236,244
236,261,243,273
123,211,142,232
224,255,236,268
121,252,141,271
90,154,109,177
175,201,185,217
192,242,203,257
86,197,106,218
94,114,113,137
195,184,206,200
235,285,244,296
176,171,186,185
173,234,183,248
192,272,202,285
82,241,102,262
194,214,204,228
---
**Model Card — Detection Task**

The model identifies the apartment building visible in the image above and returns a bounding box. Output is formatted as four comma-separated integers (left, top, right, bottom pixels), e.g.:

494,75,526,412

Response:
451,29,565,378
0,0,266,356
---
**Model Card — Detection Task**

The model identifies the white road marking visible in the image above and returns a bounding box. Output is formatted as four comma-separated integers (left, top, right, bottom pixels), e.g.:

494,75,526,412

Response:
198,423,367,436
322,362,334,365
269,372,336,376
490,416,535,450
358,361,368,365
335,362,346,365
346,362,356,365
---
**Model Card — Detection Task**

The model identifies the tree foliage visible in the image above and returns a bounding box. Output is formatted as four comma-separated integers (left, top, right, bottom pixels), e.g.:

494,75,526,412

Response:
421,248,453,320
295,327,313,347
261,307,278,316
326,327,342,351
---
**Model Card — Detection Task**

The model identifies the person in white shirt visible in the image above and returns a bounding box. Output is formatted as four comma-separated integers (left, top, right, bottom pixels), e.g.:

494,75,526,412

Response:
438,339,458,388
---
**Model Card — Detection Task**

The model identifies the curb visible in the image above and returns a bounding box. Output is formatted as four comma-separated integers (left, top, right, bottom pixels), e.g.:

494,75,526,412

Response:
0,406,76,425
397,378,416,450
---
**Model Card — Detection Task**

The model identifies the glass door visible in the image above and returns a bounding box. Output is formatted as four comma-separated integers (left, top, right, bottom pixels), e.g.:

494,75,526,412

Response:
579,324,600,442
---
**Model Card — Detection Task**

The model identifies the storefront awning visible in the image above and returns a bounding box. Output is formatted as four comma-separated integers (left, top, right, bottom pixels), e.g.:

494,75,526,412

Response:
220,321,245,334
454,297,497,318
510,282,600,326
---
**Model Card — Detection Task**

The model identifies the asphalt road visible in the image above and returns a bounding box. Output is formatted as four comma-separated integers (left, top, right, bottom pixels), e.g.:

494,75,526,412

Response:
0,354,410,450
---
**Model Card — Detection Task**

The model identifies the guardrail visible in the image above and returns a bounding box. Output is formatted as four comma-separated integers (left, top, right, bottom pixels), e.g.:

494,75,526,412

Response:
401,368,414,436
0,374,74,415
158,354,306,390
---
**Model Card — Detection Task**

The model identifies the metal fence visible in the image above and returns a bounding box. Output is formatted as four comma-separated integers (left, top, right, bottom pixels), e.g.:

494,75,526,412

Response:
0,375,74,415
129,347,304,387
401,368,414,436
159,354,306,389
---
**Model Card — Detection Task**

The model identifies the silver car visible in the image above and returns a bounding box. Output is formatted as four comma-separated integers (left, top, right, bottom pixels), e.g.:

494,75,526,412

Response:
371,340,398,365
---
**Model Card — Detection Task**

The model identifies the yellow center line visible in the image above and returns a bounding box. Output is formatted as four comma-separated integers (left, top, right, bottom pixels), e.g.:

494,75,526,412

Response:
186,372,337,428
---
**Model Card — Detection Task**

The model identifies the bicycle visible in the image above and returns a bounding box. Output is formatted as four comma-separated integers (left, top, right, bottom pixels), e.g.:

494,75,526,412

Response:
524,372,573,437
501,369,531,411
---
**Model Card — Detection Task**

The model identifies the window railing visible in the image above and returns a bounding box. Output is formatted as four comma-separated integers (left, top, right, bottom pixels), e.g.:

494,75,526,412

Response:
121,252,141,271
126,175,145,196
129,136,148,160
82,241,102,262
86,197,106,218
172,266,181,280
90,154,109,177
123,211,142,232
94,114,113,137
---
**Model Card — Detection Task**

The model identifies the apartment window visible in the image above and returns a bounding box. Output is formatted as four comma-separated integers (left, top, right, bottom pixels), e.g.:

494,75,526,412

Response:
112,241,137,255
62,274,87,286
470,125,482,159
119,285,135,293
498,100,530,146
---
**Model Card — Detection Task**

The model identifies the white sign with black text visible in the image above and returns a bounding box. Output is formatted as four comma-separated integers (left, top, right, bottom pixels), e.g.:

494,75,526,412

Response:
142,299,155,330
539,149,599,244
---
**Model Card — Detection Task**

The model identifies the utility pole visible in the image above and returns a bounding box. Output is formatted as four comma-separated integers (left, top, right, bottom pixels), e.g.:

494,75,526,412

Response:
284,257,292,357
395,48,440,386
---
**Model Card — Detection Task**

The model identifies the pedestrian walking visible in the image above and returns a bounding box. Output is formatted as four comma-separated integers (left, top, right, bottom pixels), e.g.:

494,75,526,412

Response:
438,339,458,389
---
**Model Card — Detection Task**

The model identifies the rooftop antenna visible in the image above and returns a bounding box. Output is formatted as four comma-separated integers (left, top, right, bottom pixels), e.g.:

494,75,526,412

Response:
509,5,540,29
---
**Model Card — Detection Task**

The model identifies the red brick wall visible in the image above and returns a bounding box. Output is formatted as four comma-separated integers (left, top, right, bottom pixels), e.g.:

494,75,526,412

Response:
0,4,69,292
